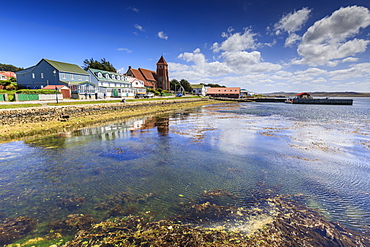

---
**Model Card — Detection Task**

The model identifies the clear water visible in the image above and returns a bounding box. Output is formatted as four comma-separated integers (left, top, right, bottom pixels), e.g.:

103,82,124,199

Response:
0,98,369,237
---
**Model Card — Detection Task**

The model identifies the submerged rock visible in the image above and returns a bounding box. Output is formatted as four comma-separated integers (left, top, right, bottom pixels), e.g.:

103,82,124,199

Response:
57,196,86,211
0,216,36,245
48,214,95,235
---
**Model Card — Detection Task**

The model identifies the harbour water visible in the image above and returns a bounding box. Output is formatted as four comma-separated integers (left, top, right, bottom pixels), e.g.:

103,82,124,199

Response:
0,98,369,244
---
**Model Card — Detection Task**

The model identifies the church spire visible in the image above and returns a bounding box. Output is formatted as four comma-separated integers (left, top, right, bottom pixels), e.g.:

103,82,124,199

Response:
156,56,169,90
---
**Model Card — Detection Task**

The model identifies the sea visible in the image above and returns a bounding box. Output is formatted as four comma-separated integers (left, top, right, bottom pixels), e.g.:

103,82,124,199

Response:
0,98,369,242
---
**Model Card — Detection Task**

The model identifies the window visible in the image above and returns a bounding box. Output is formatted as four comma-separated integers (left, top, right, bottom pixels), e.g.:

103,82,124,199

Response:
71,74,74,80
41,73,44,78
79,75,82,80
105,74,109,79
85,76,88,81
61,73,66,79
32,73,35,79
98,72,102,78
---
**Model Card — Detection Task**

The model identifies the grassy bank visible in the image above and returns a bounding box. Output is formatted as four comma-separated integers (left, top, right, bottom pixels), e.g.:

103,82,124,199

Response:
0,103,42,109
0,99,219,143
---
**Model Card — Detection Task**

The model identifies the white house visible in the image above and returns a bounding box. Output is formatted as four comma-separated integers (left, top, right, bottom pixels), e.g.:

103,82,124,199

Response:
88,68,135,98
191,84,207,96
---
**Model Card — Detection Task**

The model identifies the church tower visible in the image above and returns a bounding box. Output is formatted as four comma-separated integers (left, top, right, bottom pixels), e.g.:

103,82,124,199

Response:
156,56,169,91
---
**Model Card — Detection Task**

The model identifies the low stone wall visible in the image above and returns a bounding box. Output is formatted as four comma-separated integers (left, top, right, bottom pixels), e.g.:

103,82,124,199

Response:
0,99,208,126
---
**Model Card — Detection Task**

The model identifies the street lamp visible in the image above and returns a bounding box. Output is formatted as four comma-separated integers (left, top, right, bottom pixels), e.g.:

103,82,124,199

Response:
53,70,58,104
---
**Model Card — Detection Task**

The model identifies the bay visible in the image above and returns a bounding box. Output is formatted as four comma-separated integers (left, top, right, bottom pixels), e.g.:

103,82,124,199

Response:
0,98,369,242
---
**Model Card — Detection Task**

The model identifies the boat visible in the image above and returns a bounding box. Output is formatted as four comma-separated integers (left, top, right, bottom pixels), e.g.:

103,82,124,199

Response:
285,92,353,105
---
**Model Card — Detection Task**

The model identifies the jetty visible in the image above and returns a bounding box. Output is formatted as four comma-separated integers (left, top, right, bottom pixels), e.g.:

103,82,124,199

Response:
211,97,287,103
285,93,353,105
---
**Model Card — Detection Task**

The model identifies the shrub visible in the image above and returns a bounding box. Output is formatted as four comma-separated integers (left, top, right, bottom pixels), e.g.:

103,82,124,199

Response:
147,88,161,96
5,84,17,91
8,94,15,101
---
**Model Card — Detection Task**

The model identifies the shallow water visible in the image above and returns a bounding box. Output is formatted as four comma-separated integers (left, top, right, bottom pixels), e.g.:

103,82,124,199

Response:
0,98,369,238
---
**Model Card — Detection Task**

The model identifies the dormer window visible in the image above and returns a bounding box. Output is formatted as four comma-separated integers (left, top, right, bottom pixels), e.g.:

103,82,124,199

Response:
105,74,109,79
98,72,102,78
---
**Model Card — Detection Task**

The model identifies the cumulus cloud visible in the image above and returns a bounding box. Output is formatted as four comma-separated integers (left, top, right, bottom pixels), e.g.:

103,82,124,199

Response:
158,31,168,40
295,6,370,66
212,28,257,52
285,33,301,46
273,7,311,47
171,26,282,85
328,62,370,80
274,8,311,34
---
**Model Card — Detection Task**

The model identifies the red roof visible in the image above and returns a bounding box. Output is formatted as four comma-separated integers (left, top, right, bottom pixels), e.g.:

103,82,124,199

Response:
295,92,310,96
156,56,167,65
139,68,156,81
130,68,146,82
0,72,16,78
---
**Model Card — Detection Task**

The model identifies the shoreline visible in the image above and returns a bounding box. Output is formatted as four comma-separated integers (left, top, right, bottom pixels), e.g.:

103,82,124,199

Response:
0,99,221,143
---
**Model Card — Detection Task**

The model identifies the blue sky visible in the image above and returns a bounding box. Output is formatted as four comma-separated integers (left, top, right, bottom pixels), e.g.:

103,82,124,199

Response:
2,0,370,93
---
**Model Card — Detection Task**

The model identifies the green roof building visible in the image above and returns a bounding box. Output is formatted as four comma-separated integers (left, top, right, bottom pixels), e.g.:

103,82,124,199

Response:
16,58,90,90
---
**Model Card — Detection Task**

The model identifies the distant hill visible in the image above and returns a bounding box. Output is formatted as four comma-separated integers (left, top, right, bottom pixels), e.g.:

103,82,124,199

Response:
0,63,23,72
268,92,370,97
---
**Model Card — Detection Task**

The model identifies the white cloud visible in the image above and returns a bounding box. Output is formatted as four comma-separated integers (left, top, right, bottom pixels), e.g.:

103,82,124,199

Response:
221,51,261,66
158,31,168,40
274,7,311,34
128,7,139,13
117,67,126,74
311,77,327,84
134,24,144,31
341,57,359,63
273,8,311,47
328,62,370,80
285,33,301,46
117,48,132,53
212,28,257,52
295,6,370,66
294,68,327,76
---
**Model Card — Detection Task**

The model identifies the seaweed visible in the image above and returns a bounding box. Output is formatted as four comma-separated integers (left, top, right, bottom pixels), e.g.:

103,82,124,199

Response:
0,216,36,245
62,190,370,246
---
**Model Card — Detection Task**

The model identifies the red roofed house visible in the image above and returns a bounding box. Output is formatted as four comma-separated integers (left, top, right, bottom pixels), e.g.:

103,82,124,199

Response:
295,92,312,99
206,87,241,98
126,56,169,90
0,71,16,80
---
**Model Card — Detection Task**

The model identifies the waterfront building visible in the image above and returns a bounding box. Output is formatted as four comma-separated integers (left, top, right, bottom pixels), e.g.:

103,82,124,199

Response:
206,87,241,98
126,77,147,97
15,59,92,91
87,68,135,98
191,84,207,96
126,56,169,90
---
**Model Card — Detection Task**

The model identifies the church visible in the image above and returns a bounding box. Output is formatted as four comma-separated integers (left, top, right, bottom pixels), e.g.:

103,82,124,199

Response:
126,56,169,91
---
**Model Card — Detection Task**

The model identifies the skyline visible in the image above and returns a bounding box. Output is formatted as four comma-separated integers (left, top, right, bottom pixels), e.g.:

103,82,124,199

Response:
2,0,370,93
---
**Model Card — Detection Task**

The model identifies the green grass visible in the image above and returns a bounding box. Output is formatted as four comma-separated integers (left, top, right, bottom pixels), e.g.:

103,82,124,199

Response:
0,96,203,108
0,104,42,109
47,96,201,106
